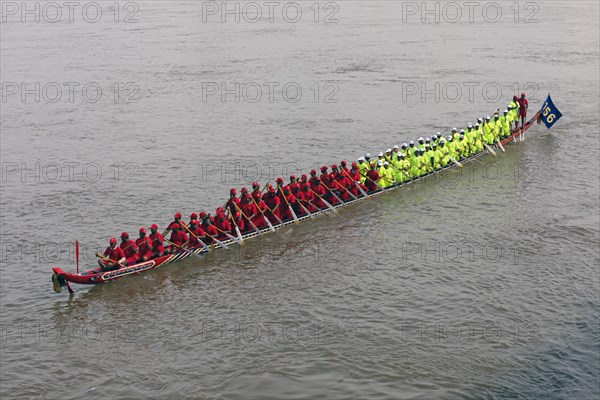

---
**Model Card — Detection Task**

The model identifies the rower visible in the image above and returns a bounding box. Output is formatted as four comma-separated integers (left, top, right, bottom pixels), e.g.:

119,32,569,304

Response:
165,212,185,235
518,92,528,129
483,116,495,144
319,166,329,183
251,181,262,199
186,219,204,248
201,216,220,243
136,227,153,262
301,184,317,211
166,223,188,253
299,174,309,191
119,232,137,265
417,137,425,150
365,162,381,192
262,186,281,223
240,193,263,228
308,169,319,187
379,161,394,188
226,188,241,216
149,224,165,258
311,178,327,208
99,237,126,270
357,157,368,183
408,141,416,156
501,109,511,137
232,212,245,232
289,175,299,192
215,212,233,234
188,212,199,227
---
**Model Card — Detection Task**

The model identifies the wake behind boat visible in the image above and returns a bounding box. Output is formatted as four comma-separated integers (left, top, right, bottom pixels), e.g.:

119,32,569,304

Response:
51,94,562,294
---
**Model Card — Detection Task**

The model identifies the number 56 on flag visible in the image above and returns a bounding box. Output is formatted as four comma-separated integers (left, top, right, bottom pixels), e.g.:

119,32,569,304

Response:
540,94,563,129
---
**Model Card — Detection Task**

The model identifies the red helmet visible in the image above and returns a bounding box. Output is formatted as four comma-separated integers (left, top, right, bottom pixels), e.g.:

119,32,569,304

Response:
253,191,261,199
199,212,207,218
174,212,182,219
252,182,259,188
139,227,146,234
352,162,358,167
150,223,158,230
332,164,338,170
109,238,117,244
341,160,347,166
290,174,296,180
301,174,307,180
310,169,317,175
276,177,284,184
269,187,276,193
234,212,241,218
230,188,237,194
120,232,129,239
190,212,198,219
216,207,224,214
321,166,327,172
513,95,518,100
190,219,197,225
521,92,526,97
241,187,248,193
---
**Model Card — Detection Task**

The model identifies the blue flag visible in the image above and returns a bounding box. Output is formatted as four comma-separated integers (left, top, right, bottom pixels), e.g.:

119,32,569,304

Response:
540,94,562,129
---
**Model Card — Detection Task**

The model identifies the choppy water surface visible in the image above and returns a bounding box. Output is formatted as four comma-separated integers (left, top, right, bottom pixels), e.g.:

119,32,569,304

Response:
1,1,599,399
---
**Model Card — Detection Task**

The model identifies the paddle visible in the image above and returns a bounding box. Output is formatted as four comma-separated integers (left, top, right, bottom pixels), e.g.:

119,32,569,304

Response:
163,238,204,259
448,156,463,168
496,137,506,152
289,191,315,220
214,224,244,246
95,252,126,268
259,196,285,225
341,169,369,198
233,201,261,233
309,186,337,213
180,223,211,252
225,210,246,244
359,170,387,193
321,180,345,204
201,227,230,250
249,195,276,232
277,186,300,224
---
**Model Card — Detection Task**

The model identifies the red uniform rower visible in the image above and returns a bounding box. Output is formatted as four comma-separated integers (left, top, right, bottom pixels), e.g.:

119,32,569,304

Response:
99,238,126,270
119,232,137,265
149,224,165,258
136,228,153,262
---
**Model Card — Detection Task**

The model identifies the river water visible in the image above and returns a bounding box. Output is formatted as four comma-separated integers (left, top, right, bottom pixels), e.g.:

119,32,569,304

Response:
1,1,599,399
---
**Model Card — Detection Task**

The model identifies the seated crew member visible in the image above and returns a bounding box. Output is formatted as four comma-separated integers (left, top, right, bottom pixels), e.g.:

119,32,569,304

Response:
166,223,188,253
136,227,153,262
301,184,318,212
188,212,199,227
215,211,233,235
231,211,245,233
226,188,241,216
99,238,125,271
311,178,327,209
149,224,165,258
251,181,262,199
200,216,220,243
165,212,185,235
262,186,281,222
119,232,137,265
365,162,381,192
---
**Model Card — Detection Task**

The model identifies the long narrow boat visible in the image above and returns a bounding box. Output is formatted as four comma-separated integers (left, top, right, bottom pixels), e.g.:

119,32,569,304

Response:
51,109,542,292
